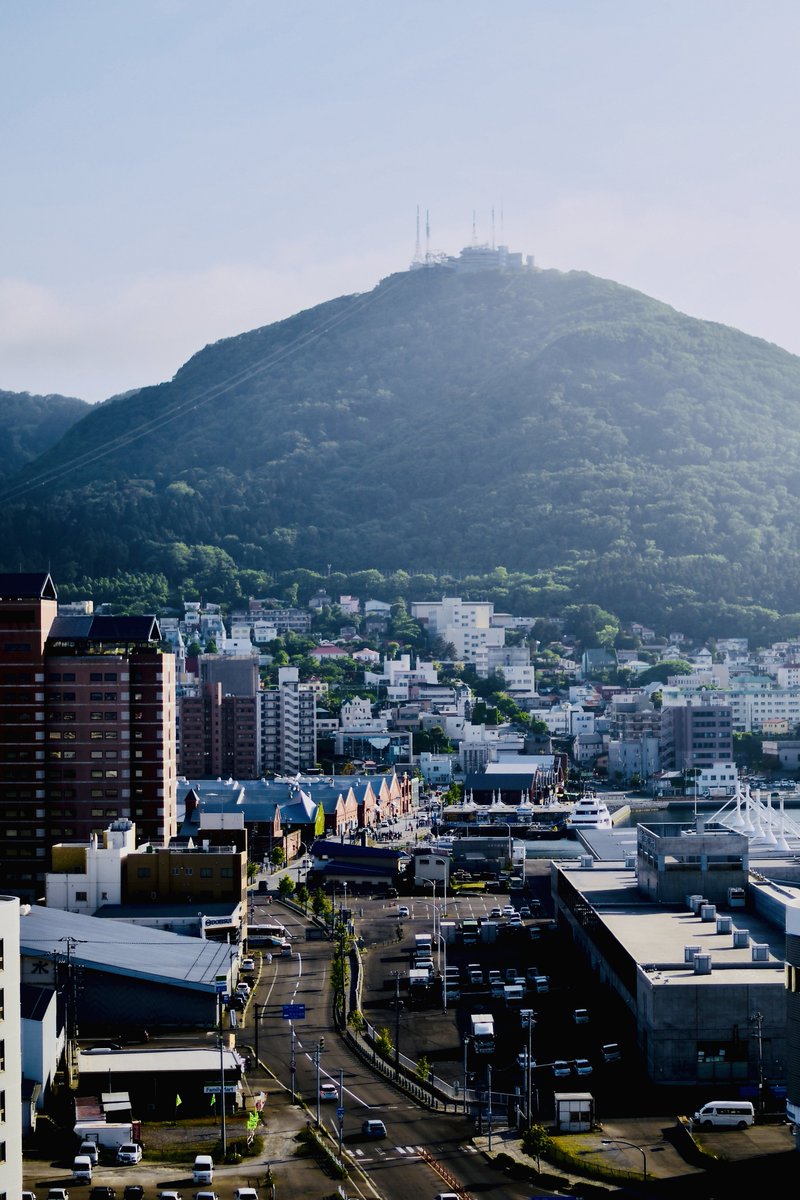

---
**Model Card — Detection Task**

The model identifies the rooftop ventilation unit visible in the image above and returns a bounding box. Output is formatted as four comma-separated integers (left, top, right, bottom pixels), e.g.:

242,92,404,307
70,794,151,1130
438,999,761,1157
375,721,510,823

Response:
624,854,636,870
694,953,712,975
700,904,717,922
580,855,594,869
684,945,701,963
752,943,769,962
732,929,750,948
716,915,733,934
687,894,705,914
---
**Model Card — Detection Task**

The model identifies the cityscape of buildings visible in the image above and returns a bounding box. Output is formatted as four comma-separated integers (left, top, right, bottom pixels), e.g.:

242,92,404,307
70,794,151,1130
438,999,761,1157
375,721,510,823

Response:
5,570,800,1183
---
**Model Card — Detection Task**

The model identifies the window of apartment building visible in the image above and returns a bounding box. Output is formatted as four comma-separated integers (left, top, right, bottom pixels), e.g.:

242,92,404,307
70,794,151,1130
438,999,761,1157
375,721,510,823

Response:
104,692,117,701
171,867,181,876
91,751,103,760
90,692,103,701
90,672,103,681
105,809,118,818
220,868,233,878
200,868,213,878
104,711,117,720
0,1089,5,1120
90,712,103,721
0,991,4,1019
104,672,117,682
0,1040,5,1069
104,731,117,740
91,790,103,798
75,891,87,901
136,867,151,878
91,808,103,817
105,770,118,779
63,672,75,682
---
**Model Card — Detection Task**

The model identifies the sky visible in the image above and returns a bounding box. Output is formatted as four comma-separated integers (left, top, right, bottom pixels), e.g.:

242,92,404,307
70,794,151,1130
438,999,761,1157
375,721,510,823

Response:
3,0,800,403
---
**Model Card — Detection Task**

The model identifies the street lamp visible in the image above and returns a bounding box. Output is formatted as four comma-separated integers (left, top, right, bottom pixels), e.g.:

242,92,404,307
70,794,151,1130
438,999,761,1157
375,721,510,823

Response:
601,1138,647,1188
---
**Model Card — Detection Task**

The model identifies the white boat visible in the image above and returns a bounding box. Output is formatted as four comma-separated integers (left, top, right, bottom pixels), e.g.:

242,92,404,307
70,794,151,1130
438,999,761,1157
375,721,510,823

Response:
566,795,613,830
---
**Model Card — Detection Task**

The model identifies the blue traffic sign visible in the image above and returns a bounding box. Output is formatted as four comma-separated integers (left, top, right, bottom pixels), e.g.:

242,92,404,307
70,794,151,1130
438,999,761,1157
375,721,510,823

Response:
336,1106,345,1119
281,1003,306,1020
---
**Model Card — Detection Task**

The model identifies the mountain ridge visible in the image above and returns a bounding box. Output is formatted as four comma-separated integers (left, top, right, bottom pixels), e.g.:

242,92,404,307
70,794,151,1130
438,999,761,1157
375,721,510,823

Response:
4,264,800,630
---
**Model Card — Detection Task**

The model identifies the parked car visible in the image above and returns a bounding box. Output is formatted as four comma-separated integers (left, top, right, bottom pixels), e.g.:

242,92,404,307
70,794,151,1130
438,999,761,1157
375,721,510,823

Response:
116,1142,143,1165
398,905,410,918
362,1119,387,1138
123,1189,144,1200
240,956,256,971
22,1192,37,1200
319,1081,339,1101
89,1189,116,1200
518,905,531,918
490,907,502,918
193,1193,219,1200
46,1192,69,1200
574,1058,593,1075
502,905,515,916
233,1189,259,1200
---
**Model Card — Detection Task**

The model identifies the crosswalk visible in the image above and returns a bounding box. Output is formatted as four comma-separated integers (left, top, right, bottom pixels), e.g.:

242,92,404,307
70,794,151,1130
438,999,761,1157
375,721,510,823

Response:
348,1143,479,1160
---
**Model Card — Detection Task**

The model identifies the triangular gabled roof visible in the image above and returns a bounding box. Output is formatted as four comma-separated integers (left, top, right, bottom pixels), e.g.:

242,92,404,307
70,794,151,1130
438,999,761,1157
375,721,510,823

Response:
0,571,57,600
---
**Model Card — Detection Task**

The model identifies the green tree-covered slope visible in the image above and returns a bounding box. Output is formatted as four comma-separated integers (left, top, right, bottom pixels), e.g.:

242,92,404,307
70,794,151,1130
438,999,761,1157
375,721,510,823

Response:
0,389,89,477
4,265,800,627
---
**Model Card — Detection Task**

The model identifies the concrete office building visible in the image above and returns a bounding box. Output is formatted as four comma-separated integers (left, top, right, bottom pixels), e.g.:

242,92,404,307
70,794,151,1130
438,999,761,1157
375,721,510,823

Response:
0,573,176,901
660,699,734,771
552,824,786,1089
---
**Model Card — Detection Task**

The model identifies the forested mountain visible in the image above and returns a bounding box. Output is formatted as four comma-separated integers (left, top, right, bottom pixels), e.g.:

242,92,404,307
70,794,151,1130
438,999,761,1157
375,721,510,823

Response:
0,389,89,476
5,264,800,635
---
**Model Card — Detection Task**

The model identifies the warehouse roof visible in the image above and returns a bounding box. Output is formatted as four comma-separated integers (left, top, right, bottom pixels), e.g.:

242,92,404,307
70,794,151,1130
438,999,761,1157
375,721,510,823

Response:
77,1046,241,1074
19,904,234,992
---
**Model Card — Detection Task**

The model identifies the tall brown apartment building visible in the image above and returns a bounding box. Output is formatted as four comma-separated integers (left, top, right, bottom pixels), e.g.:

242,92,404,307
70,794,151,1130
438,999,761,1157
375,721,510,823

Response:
0,572,176,900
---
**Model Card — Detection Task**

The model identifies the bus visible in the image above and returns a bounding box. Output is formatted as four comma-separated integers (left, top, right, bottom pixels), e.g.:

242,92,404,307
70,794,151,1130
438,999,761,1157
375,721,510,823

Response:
247,922,291,948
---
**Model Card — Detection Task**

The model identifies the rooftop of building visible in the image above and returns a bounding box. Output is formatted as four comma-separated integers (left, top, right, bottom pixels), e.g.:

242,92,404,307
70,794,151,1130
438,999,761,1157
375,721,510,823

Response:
0,570,56,599
19,904,235,991
47,613,162,645
554,860,786,988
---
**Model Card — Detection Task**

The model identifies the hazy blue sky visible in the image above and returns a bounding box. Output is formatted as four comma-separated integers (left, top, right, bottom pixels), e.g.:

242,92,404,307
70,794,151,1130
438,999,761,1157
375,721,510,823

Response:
3,1,800,402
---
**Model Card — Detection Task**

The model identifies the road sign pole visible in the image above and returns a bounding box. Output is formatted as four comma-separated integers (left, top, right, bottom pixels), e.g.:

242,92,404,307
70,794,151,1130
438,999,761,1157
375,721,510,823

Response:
315,1043,322,1127
290,1027,296,1103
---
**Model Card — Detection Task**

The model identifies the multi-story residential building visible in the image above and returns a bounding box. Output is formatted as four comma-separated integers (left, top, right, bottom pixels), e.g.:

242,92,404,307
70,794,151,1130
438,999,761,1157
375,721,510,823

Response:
411,597,505,670
607,693,661,741
659,699,733,771
0,573,176,901
179,685,259,780
260,667,317,775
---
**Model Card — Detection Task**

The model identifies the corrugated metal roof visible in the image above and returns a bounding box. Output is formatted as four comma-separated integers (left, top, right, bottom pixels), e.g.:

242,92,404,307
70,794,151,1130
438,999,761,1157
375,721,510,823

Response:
20,905,233,992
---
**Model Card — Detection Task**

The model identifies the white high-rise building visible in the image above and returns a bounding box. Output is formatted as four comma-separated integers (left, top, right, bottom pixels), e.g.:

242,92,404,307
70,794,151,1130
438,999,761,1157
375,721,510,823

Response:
259,667,317,775
0,895,22,1197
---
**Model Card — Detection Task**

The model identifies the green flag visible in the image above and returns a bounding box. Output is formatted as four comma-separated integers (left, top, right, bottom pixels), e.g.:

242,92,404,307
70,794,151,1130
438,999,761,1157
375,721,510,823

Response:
175,1094,182,1107
210,1093,216,1107
247,1111,258,1129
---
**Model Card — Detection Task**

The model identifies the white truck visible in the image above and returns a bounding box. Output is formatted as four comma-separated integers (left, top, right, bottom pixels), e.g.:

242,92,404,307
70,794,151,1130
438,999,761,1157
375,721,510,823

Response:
73,1120,137,1150
470,1013,495,1054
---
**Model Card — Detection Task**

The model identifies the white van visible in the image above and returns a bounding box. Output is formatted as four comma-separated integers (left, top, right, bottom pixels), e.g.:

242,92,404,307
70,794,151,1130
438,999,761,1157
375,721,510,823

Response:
72,1154,93,1183
693,1099,755,1129
192,1153,214,1184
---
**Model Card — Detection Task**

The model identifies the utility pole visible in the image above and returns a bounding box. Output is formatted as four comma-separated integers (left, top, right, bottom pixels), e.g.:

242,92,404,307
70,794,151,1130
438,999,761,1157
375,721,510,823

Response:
337,1066,344,1157
752,1010,765,1114
487,1063,493,1151
463,1036,471,1116
218,991,227,1157
393,972,402,1079
315,1040,323,1127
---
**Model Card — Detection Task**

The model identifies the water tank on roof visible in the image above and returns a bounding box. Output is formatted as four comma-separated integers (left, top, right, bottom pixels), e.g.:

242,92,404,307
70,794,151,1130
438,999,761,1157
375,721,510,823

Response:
579,855,594,869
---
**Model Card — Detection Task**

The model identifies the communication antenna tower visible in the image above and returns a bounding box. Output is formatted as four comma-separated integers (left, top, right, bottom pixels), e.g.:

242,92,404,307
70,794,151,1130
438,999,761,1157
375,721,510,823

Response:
425,210,431,263
414,205,421,264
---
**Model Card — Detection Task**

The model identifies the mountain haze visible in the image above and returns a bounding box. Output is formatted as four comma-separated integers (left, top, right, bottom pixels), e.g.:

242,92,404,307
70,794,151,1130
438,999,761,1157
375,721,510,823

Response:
0,389,90,477
5,265,800,627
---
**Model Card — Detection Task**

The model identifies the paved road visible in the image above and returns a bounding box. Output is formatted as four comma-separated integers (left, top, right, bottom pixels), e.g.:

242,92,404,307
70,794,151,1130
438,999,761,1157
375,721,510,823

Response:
248,895,536,1200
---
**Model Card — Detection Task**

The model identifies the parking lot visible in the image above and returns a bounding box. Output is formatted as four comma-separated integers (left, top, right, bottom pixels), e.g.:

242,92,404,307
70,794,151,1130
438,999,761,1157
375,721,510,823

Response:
355,874,641,1121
